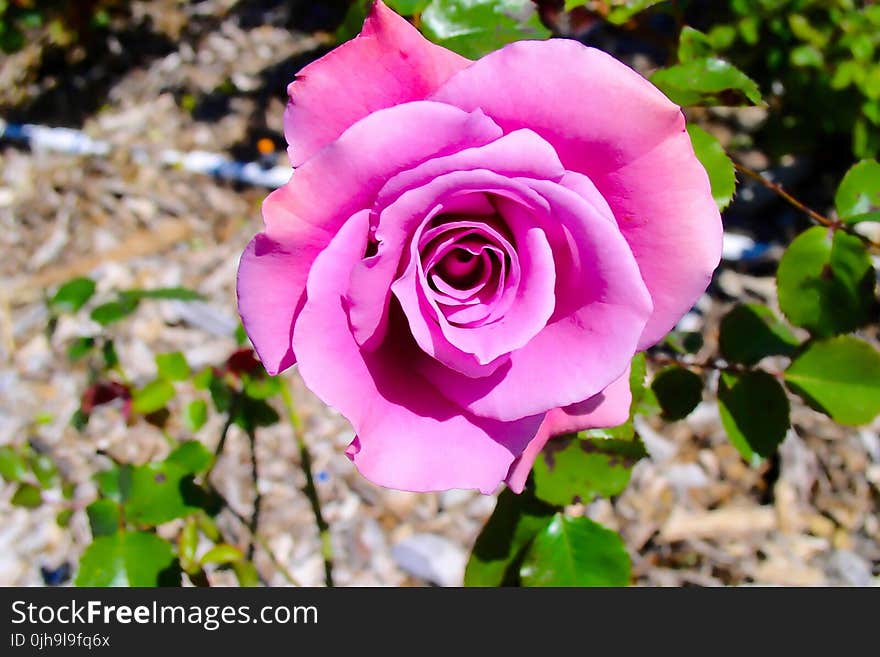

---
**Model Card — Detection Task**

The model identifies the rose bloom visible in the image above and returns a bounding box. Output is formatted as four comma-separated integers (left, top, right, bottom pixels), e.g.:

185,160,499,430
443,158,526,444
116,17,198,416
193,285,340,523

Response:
237,1,721,493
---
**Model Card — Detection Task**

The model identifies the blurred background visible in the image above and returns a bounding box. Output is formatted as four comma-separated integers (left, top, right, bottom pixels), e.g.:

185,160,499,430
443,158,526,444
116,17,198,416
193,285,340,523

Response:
0,0,878,587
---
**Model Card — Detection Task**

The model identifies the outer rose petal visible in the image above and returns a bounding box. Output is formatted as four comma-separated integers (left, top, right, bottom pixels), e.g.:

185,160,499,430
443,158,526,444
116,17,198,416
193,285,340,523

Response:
430,39,723,349
284,0,470,166
505,366,632,493
236,234,301,375
293,211,544,493
241,101,502,374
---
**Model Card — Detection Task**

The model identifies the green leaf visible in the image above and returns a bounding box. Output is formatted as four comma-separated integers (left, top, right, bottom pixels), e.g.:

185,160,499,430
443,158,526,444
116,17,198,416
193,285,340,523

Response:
233,561,260,587
90,297,139,326
178,519,199,573
581,353,649,442
520,514,631,587
533,436,646,506
11,482,42,508
718,371,790,462
86,499,122,537
387,0,430,14
605,0,665,25
50,277,96,313
678,26,714,62
464,488,556,587
835,159,880,221
784,337,880,426
192,367,213,390
421,0,551,59
184,399,208,432
651,58,762,106
243,375,282,400
166,440,212,474
687,124,736,210
102,340,119,370
131,379,176,415
776,227,875,337
841,211,880,225
30,453,58,488
120,287,204,302
155,352,190,381
56,509,73,528
200,544,244,566
234,397,280,431
0,446,28,482
94,464,132,503
651,367,703,420
67,337,95,361
124,461,202,526
719,304,799,366
234,323,248,346
75,531,180,586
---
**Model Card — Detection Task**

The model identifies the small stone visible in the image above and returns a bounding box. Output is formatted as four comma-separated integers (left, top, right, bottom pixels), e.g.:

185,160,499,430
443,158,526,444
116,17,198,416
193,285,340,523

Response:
392,534,465,587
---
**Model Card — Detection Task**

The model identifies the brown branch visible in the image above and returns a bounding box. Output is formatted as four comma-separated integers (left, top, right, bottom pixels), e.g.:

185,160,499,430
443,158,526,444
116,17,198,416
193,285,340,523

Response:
733,161,880,251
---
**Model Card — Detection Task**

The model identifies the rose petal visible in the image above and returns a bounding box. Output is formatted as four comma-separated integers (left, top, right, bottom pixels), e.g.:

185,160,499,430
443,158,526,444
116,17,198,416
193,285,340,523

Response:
293,211,544,493
235,234,301,374
504,366,632,493
284,0,471,166
421,181,651,421
431,39,722,349
244,101,502,373
347,128,563,351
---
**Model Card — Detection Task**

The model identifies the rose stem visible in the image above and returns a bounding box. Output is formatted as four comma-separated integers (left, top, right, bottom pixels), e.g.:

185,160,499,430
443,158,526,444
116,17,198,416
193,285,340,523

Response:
733,161,879,250
280,378,335,587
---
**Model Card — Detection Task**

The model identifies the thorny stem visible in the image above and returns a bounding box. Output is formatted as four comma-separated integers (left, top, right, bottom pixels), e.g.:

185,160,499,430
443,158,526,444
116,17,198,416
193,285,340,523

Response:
210,487,301,587
733,161,880,251
246,427,261,561
204,392,240,482
205,391,298,586
279,378,335,588
646,350,750,375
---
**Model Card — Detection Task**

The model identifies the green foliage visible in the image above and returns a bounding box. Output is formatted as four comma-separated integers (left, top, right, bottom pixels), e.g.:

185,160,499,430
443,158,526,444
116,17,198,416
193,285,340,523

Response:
156,352,190,381
200,544,244,566
532,436,646,506
120,287,204,302
11,482,42,509
651,367,703,420
90,298,139,326
835,159,880,223
784,336,880,426
703,1,880,158
651,58,762,107
687,124,736,210
719,304,798,366
166,441,213,474
86,499,122,537
605,0,666,25
519,515,631,587
678,26,714,62
0,446,28,482
718,371,791,461
776,226,875,337
420,0,550,58
75,531,179,587
49,277,96,313
123,453,207,526
464,488,556,586
184,399,208,432
131,379,175,415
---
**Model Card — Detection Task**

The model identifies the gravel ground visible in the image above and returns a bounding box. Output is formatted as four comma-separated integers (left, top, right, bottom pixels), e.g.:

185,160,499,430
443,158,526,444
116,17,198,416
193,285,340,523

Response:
1,0,878,587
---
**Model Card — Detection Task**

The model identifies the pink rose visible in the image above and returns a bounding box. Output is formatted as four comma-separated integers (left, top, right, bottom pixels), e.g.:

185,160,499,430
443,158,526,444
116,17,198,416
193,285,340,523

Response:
236,1,722,493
